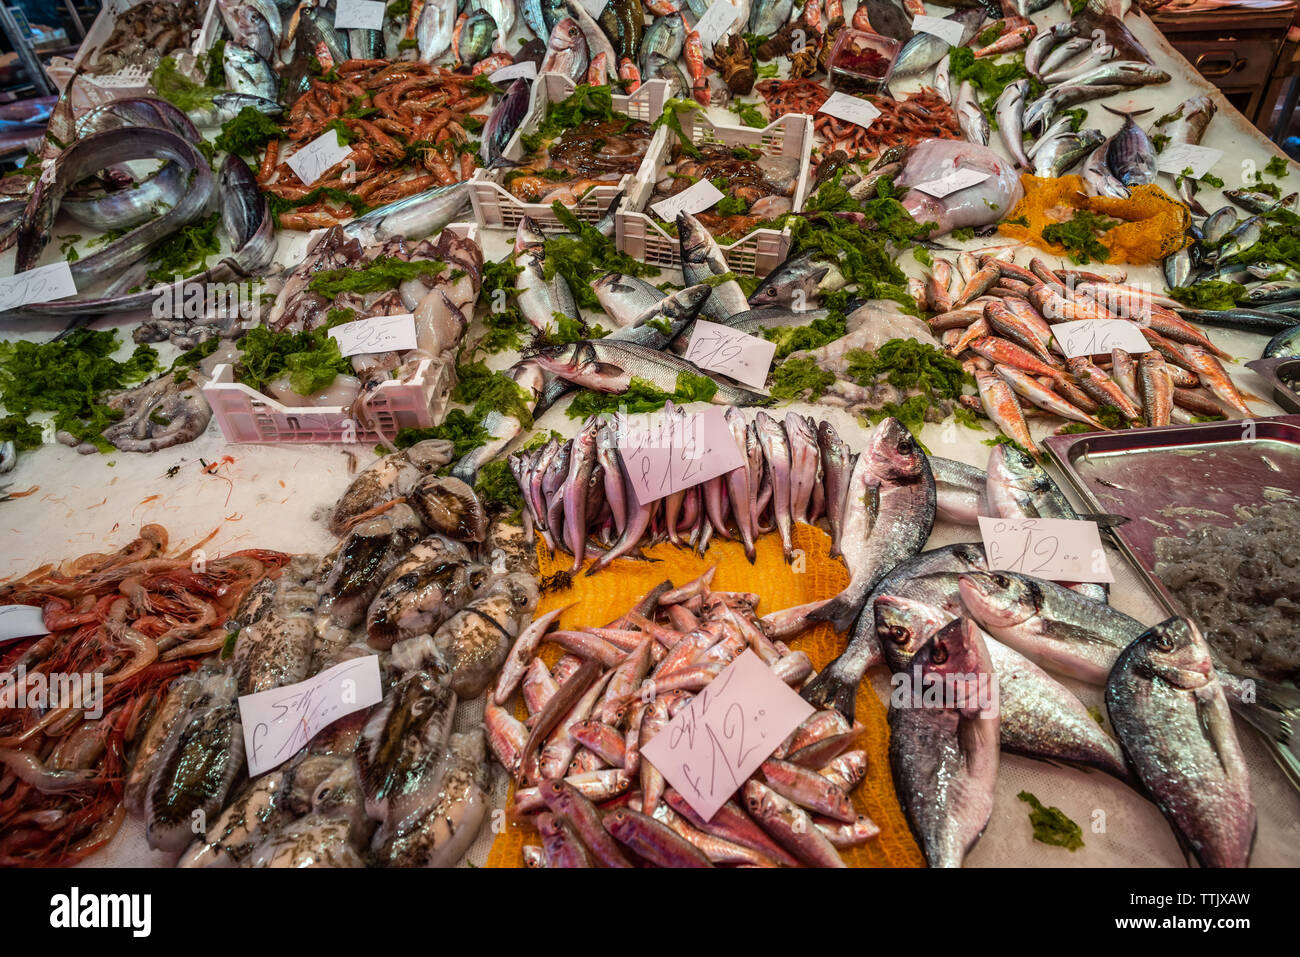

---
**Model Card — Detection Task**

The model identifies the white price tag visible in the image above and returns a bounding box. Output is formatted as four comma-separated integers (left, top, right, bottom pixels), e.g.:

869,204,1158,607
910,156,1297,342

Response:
978,517,1114,583
1156,143,1224,179
329,313,418,357
651,178,726,221
489,60,537,83
240,655,383,776
911,14,966,46
0,605,49,643
617,406,746,507
286,129,354,187
694,2,739,50
334,0,385,29
818,91,881,129
684,319,776,389
641,650,815,821
0,261,77,313
912,167,991,199
580,0,608,16
1051,318,1150,358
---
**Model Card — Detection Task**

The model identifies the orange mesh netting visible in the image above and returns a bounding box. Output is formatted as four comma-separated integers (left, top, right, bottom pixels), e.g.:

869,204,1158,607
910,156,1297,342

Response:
998,174,1192,265
484,524,924,868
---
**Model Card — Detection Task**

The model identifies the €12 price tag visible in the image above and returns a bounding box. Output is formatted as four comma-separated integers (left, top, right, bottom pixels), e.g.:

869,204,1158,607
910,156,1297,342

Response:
978,516,1114,583
240,655,383,776
1156,143,1224,179
616,405,746,507
641,650,815,821
684,319,776,389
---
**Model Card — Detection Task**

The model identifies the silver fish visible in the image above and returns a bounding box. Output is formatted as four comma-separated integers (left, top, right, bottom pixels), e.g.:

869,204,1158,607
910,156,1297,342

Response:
1025,21,1078,76
1106,617,1255,868
451,360,544,482
748,251,829,308
995,79,1030,169
1154,94,1216,213
1037,35,1090,78
1082,138,1129,199
1068,59,1170,88
457,9,498,66
1023,83,1127,135
223,43,278,100
817,420,853,556
640,13,685,72
749,0,795,35
678,210,749,323
890,8,983,77
1202,205,1238,245
754,411,795,560
343,182,473,244
954,81,988,147
1032,128,1105,177
1103,105,1156,186
418,0,457,62
889,617,999,868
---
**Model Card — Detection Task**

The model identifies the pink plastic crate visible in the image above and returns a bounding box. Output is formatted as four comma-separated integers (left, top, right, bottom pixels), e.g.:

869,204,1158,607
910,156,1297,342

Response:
202,223,476,445
616,111,813,278
469,75,668,233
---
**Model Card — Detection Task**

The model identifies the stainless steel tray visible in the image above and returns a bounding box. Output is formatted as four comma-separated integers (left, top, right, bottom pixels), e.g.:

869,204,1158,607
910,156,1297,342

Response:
1044,416,1300,790
1245,357,1300,415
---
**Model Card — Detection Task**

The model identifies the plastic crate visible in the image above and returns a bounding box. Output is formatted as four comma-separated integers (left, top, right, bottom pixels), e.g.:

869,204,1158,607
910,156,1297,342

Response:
48,0,220,114
202,223,478,446
616,111,813,278
469,74,669,233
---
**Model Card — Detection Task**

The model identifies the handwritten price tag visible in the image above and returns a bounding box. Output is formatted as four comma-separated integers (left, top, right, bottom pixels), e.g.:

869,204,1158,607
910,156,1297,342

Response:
334,0,385,28
684,319,776,389
641,650,814,821
0,605,49,643
651,178,725,221
818,91,881,129
329,313,418,357
978,517,1114,583
912,167,990,199
617,405,745,507
911,13,966,46
0,261,78,313
286,129,354,187
580,0,608,16
240,655,383,776
490,60,537,83
1156,143,1224,179
1051,318,1150,358
694,2,739,50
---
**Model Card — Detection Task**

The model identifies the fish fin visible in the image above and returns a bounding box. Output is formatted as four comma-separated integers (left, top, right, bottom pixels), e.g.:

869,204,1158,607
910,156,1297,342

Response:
799,666,857,722
1101,104,1153,119
1075,511,1130,528
1225,673,1300,747
806,594,860,637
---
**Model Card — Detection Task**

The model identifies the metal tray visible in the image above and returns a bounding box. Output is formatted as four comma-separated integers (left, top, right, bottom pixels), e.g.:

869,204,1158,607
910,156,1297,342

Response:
1245,357,1300,415
1045,417,1300,789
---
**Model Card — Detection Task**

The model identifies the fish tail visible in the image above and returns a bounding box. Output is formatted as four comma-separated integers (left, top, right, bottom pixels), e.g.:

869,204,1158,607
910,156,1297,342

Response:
799,667,857,721
1101,104,1152,119
1225,672,1300,746
806,594,859,633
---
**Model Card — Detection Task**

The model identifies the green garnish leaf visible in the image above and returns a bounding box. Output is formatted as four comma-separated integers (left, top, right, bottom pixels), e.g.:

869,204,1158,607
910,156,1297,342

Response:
1018,791,1084,851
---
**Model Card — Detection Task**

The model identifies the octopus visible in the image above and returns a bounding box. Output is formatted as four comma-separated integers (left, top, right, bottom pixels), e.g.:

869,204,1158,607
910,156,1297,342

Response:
96,373,212,453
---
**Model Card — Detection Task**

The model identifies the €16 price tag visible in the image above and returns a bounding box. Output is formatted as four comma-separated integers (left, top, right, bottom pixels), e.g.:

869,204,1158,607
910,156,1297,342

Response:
616,405,746,507
286,129,354,187
240,655,383,776
818,91,881,129
328,313,418,357
641,650,815,821
978,516,1114,583
684,319,776,389
1050,318,1150,358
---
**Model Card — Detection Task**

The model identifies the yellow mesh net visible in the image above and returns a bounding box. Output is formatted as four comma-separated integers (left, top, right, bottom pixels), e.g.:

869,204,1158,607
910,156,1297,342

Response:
998,174,1192,265
484,524,925,868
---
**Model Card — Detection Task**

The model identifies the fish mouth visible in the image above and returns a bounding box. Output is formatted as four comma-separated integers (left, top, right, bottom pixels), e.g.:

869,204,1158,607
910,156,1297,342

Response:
957,574,1027,627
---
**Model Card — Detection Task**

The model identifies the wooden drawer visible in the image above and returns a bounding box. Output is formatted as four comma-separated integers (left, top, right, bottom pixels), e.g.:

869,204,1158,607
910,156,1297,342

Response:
1166,36,1280,89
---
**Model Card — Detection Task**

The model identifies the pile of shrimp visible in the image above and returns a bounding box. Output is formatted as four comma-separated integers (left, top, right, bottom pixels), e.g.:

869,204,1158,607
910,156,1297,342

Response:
260,59,502,231
0,525,290,866
756,80,963,161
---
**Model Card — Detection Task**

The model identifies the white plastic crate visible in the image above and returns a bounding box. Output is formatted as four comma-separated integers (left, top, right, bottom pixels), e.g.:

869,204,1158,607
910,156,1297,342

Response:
202,223,479,446
48,0,220,114
616,111,814,278
469,75,669,233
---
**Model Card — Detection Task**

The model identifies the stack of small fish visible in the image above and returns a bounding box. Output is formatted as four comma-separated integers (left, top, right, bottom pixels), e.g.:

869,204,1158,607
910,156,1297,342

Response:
914,250,1255,454
133,439,544,867
486,573,879,867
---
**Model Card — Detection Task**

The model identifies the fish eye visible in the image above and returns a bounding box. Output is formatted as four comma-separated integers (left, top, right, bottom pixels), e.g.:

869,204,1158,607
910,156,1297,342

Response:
931,642,948,665
1154,633,1176,652
992,573,1010,587
884,625,908,644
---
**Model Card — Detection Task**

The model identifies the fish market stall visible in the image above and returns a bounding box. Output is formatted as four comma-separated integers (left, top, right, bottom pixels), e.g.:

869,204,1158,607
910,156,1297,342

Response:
0,0,1297,876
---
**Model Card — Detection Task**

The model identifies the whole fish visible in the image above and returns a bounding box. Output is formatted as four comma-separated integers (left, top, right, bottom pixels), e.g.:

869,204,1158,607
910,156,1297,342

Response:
1082,138,1130,199
644,51,689,99
343,182,472,244
817,420,853,555
749,0,795,35
1138,350,1173,426
742,780,846,867
482,79,530,168
1033,129,1105,178
457,8,498,65
678,211,750,323
593,272,667,325
533,339,770,405
785,412,819,525
563,0,618,80
1103,106,1156,187
748,251,829,308
639,12,685,71
1069,60,1170,89
889,617,999,868
1025,21,1078,76
1154,94,1216,213
1106,618,1255,868
1038,36,1091,78
599,0,644,62
809,417,936,633
974,370,1040,458
954,81,988,147
217,0,278,61
451,361,543,482
1224,188,1298,215
223,43,278,100
540,17,590,83
417,0,457,62
890,8,983,76
1263,324,1300,358
996,365,1106,429
1023,83,1127,135
754,411,795,559
562,418,601,572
